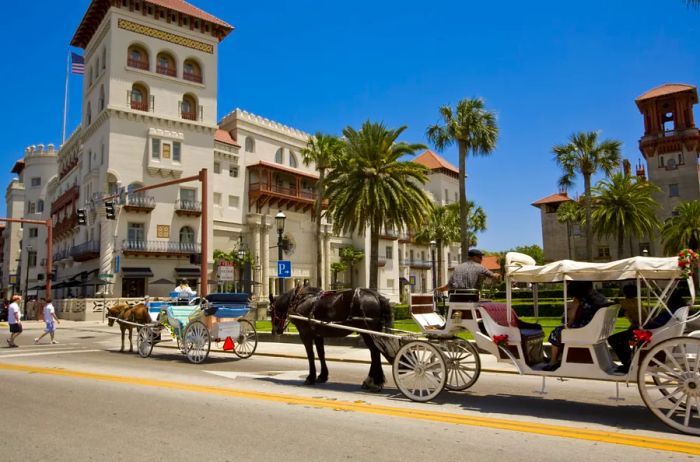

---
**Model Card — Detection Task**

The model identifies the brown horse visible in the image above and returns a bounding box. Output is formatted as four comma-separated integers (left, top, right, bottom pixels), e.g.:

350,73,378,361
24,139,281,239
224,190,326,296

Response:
107,303,151,352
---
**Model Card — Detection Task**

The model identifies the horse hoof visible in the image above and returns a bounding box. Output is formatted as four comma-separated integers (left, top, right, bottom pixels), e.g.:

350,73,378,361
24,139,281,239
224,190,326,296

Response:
303,378,316,386
317,375,328,384
361,377,382,393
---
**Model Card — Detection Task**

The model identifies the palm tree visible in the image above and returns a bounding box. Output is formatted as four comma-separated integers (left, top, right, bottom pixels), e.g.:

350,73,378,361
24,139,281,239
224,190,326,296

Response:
591,172,660,259
301,133,344,288
553,131,622,261
326,121,432,289
661,201,700,254
556,200,585,259
414,202,487,287
427,98,499,262
339,246,364,288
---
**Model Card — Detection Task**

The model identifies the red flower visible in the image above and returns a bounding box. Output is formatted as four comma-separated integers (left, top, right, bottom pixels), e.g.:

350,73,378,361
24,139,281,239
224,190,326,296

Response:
492,334,509,347
630,329,653,347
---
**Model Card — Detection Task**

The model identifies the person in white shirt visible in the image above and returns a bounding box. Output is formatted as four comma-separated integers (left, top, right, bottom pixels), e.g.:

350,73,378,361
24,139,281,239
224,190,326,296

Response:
34,296,60,345
6,295,22,347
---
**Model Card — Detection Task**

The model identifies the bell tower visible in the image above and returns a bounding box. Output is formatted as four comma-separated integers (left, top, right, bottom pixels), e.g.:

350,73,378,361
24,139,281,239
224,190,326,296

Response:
636,84,700,218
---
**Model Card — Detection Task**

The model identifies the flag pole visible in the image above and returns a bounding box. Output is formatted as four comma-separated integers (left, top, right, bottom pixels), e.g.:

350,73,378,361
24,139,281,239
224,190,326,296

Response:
61,51,70,145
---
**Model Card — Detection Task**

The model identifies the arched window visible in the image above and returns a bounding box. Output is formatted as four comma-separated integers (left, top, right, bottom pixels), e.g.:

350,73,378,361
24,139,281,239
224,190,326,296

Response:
275,148,283,164
289,151,298,168
181,93,198,120
183,59,203,83
156,52,176,77
99,85,105,111
127,45,149,70
179,227,195,251
86,102,92,125
245,137,255,153
130,83,149,111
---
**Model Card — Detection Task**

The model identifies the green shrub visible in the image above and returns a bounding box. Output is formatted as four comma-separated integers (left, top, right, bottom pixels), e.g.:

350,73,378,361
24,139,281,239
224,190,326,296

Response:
393,304,410,320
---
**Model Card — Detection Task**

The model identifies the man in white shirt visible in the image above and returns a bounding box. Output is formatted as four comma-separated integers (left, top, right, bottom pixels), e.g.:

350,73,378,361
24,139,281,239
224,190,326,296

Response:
34,296,60,345
6,295,22,347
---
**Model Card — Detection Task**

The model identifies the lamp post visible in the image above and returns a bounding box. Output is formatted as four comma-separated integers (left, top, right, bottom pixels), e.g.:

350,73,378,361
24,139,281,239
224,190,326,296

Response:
275,210,286,296
430,240,437,291
237,236,246,293
23,245,33,319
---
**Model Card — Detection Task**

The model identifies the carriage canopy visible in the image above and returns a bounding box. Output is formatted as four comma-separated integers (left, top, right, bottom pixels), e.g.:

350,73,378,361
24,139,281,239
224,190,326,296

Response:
505,252,683,283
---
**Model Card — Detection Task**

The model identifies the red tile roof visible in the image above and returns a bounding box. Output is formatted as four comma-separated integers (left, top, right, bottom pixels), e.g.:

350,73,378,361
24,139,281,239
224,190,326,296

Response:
214,129,239,147
482,256,501,272
11,160,25,174
413,150,459,174
636,84,697,103
531,192,571,207
72,0,233,48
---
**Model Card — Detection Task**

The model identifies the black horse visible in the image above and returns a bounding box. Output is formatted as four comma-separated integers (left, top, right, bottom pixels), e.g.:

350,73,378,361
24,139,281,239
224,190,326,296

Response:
269,287,393,391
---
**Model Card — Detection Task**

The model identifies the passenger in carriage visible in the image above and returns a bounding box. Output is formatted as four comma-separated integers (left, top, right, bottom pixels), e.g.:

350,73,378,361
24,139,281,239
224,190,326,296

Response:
544,281,610,371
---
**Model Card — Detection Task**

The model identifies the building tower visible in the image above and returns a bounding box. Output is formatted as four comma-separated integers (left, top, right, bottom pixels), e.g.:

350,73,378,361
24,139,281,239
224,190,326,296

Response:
636,84,700,222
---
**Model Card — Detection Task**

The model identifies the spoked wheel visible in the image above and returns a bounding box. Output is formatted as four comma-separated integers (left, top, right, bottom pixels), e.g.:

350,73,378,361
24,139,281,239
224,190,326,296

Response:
233,319,258,359
136,327,154,358
638,336,700,435
183,321,211,364
392,341,447,402
440,339,481,391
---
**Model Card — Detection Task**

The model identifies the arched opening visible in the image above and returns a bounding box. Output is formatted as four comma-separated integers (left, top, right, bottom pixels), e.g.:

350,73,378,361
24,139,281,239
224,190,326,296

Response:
99,85,105,111
179,226,195,251
156,51,176,77
86,102,92,125
245,137,255,153
127,45,149,71
289,151,298,168
129,83,149,111
275,148,283,164
181,93,198,121
183,59,203,83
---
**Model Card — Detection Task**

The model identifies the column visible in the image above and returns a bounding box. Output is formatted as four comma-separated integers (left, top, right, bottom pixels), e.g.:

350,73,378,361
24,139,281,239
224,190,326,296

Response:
323,227,331,290
262,222,270,297
251,223,260,297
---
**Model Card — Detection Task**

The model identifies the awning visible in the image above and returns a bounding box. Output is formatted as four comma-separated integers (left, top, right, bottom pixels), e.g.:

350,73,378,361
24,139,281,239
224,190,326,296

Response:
175,267,201,278
122,267,154,278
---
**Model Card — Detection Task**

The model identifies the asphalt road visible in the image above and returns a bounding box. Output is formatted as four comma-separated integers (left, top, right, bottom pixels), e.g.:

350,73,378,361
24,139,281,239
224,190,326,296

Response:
1,322,699,462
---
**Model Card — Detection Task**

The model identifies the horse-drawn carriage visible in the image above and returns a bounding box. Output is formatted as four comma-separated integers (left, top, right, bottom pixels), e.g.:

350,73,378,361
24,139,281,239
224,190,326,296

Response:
110,293,258,364
272,252,700,435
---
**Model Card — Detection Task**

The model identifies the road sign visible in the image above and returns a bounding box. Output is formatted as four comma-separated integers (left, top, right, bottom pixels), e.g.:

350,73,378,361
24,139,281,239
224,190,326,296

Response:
99,273,114,279
278,260,292,278
115,255,121,274
218,261,235,281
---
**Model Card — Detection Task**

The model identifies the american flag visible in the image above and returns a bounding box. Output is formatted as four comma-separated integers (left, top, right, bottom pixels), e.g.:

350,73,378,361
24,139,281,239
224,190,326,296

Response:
71,52,85,75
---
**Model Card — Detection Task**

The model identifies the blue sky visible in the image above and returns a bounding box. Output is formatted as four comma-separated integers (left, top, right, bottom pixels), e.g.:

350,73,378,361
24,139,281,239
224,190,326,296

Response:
1,0,698,251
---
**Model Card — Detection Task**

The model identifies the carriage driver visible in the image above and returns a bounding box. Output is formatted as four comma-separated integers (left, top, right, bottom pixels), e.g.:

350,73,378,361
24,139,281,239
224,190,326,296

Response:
436,249,500,293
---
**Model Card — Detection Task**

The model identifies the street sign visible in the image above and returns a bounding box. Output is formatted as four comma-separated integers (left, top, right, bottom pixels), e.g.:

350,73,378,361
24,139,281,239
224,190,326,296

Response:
278,260,292,278
115,255,121,274
218,261,235,281
99,273,114,279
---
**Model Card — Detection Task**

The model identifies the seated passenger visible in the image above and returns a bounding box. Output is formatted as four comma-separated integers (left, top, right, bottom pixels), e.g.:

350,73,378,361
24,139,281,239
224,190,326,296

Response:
607,284,645,373
544,281,610,371
644,289,686,329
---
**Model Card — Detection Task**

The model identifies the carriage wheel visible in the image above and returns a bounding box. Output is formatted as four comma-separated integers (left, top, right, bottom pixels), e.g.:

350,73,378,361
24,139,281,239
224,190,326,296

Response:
440,339,481,391
233,319,258,359
136,327,154,358
392,341,447,402
183,321,211,364
637,336,700,435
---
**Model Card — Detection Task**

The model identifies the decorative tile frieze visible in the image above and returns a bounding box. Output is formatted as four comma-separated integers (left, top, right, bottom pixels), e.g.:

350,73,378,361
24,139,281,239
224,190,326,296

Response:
118,18,213,54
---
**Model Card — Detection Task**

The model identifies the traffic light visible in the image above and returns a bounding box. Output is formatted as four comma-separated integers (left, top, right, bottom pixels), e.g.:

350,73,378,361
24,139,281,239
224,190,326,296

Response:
77,208,87,225
105,201,116,220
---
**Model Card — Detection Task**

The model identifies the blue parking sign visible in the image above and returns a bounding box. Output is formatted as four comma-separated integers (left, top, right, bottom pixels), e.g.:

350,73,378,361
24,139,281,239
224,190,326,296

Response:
278,260,292,278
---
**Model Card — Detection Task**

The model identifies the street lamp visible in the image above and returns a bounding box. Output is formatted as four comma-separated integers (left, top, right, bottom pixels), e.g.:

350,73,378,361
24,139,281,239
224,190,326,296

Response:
237,236,246,293
275,210,286,296
430,240,437,291
23,245,33,319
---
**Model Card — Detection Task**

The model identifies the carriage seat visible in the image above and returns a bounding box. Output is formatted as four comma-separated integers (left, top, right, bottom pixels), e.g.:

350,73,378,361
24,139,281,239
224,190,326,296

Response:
479,302,544,365
645,306,689,347
165,305,198,330
561,305,619,345
409,293,445,330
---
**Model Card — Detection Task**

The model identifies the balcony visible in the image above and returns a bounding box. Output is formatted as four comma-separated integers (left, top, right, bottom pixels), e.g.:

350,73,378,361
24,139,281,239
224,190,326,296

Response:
156,65,176,77
182,111,197,121
408,259,431,269
70,241,100,262
127,58,149,71
248,162,321,214
175,199,202,217
123,195,156,213
639,127,700,156
379,229,399,240
183,72,203,83
53,248,71,262
52,215,79,241
51,185,80,215
122,240,201,257
59,156,79,180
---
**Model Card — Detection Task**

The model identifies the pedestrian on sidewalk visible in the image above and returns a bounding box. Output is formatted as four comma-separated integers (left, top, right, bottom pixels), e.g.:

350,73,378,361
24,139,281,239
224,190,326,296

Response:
34,297,60,345
6,295,22,347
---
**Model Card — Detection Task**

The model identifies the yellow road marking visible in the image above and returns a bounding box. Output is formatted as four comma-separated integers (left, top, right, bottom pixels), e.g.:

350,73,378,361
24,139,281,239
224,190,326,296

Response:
1,362,698,455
